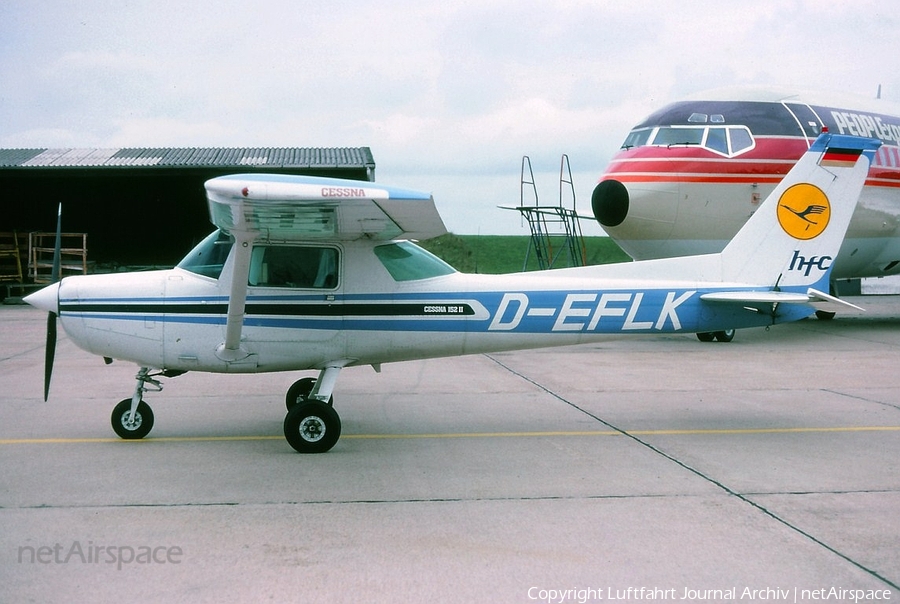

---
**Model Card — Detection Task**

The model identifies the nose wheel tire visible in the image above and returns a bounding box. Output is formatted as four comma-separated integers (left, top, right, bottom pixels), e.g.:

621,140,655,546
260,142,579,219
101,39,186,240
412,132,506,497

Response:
111,398,154,440
284,401,341,453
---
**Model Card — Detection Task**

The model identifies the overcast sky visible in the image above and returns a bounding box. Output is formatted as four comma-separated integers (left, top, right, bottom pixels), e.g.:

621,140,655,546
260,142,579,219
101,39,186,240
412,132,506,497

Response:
2,0,898,235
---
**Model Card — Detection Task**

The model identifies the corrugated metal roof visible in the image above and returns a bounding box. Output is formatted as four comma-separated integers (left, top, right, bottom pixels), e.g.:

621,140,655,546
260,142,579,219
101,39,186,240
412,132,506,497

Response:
0,147,374,169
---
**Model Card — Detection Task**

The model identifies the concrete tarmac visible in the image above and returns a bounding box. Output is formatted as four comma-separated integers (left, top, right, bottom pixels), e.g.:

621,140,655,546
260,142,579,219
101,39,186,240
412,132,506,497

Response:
1,298,899,603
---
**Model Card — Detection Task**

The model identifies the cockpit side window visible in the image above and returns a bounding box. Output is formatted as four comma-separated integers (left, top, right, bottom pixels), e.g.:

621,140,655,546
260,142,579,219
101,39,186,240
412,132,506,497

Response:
248,245,339,289
728,127,754,154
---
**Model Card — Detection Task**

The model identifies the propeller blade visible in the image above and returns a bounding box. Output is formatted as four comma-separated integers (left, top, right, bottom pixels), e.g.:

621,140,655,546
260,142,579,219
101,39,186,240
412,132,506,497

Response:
51,203,62,282
43,312,57,401
43,203,62,401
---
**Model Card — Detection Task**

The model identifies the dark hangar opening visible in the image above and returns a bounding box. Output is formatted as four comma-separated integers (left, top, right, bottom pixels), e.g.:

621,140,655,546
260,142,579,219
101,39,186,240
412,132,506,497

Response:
0,147,376,267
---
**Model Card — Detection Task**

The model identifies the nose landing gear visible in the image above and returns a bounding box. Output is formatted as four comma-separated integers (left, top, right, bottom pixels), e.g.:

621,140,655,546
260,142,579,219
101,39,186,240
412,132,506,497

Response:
110,367,164,440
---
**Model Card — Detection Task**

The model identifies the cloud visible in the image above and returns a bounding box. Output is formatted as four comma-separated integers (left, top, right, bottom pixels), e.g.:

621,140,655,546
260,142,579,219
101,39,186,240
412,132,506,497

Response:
1,0,899,233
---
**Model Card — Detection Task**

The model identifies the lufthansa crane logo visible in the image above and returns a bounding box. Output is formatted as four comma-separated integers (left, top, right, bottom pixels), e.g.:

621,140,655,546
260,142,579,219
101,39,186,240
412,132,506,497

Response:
776,183,831,240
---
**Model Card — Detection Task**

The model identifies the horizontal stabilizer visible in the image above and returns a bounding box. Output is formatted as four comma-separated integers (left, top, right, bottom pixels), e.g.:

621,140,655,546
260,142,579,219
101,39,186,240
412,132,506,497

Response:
806,288,865,312
700,288,864,312
700,291,811,304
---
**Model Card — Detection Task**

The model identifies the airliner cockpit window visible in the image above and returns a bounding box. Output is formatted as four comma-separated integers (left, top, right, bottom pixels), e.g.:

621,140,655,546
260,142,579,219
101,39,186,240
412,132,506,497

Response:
652,126,704,146
621,128,652,149
621,124,755,157
705,127,728,154
728,127,754,154
248,245,339,289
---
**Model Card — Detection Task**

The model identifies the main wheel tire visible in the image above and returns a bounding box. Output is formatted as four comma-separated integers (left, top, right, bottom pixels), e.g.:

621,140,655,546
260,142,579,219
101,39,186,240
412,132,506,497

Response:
284,401,341,453
714,329,735,343
285,377,333,410
111,398,154,440
696,332,715,342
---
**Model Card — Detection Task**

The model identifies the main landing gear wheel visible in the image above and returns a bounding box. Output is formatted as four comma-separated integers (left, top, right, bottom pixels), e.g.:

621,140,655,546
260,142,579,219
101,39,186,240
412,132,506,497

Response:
111,398,154,440
714,329,735,342
285,377,333,410
696,329,735,343
284,401,341,454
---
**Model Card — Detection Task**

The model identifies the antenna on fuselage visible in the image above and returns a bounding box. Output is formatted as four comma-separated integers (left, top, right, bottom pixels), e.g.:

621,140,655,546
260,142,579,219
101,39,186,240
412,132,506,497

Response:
877,84,882,99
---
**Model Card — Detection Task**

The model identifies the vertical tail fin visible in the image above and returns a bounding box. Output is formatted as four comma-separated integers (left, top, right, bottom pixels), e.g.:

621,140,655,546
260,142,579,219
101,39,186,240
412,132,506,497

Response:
719,133,880,289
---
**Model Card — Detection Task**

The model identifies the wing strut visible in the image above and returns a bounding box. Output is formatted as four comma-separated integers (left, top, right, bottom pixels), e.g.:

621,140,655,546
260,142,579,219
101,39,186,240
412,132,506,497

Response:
216,231,256,363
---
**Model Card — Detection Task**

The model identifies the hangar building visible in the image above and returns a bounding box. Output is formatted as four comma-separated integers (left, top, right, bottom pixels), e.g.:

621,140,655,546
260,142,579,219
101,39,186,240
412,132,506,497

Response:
0,147,375,276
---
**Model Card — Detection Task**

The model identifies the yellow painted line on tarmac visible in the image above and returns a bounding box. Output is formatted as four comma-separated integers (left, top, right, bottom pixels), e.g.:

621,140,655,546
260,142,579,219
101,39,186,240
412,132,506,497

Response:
1,425,900,446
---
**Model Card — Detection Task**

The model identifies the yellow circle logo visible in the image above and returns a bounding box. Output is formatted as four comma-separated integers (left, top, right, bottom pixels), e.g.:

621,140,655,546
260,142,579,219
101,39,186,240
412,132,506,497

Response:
776,183,830,240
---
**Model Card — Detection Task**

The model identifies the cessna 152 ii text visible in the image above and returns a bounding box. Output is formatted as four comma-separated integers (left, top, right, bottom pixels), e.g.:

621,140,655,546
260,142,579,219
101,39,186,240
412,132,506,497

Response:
593,88,900,280
26,133,879,453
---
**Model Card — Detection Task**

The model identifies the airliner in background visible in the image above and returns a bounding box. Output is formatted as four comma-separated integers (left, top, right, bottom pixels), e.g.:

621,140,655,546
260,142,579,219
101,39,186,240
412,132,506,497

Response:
592,87,900,280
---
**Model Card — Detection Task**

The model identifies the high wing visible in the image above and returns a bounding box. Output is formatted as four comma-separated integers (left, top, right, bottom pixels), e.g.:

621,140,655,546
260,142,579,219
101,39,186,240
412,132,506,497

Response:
205,173,446,242
203,174,445,361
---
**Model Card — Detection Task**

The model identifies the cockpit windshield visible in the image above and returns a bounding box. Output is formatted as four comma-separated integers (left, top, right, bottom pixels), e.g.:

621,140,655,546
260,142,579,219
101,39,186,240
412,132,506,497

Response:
621,124,755,157
176,230,233,279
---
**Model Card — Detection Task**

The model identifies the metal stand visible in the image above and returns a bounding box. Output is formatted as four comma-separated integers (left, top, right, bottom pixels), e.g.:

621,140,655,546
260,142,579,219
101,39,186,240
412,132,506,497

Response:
503,155,587,271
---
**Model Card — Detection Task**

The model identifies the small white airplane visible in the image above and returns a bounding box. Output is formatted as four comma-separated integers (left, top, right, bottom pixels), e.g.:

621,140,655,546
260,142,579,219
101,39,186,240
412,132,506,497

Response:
593,87,900,279
26,133,879,453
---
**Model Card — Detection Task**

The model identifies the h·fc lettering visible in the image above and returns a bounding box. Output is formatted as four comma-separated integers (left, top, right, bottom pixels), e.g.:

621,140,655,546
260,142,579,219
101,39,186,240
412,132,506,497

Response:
789,250,832,276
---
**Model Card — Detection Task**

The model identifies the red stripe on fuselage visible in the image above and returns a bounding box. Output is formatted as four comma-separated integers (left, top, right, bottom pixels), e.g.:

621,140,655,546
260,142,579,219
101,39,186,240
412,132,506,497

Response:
600,136,900,187
607,173,899,188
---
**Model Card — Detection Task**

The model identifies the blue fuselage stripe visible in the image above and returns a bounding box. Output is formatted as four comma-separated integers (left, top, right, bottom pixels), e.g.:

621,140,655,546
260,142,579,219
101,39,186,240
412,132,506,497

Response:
57,287,810,334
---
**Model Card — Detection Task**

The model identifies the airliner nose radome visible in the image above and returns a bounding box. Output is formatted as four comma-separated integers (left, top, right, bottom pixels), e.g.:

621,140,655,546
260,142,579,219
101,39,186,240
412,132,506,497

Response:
24,282,60,314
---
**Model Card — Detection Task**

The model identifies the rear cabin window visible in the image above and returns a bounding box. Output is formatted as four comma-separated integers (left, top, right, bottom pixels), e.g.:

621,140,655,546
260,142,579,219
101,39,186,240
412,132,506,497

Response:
249,245,339,289
374,241,456,282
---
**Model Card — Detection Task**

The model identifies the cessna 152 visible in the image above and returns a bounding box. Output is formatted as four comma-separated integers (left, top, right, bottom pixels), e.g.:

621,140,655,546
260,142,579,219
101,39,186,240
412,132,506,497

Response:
26,133,878,453
593,88,900,280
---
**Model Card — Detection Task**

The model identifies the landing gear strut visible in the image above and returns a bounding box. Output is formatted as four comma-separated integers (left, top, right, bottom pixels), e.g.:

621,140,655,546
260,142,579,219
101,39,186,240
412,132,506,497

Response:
285,376,333,410
110,367,162,439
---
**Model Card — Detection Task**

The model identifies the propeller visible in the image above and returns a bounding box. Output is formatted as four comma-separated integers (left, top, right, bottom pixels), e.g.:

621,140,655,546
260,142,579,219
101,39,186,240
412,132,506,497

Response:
42,203,62,401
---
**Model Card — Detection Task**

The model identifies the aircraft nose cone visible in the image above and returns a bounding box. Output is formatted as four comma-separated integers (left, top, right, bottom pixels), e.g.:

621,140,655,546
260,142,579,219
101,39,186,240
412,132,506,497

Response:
592,179,630,227
24,282,60,314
